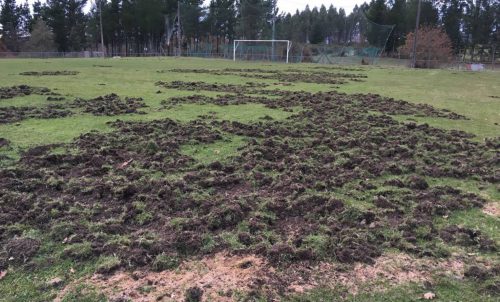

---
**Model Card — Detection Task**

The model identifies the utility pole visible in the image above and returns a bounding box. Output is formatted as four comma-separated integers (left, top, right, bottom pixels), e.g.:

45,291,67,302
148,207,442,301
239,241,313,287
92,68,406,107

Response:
271,1,276,61
99,0,105,58
411,0,422,68
177,0,181,56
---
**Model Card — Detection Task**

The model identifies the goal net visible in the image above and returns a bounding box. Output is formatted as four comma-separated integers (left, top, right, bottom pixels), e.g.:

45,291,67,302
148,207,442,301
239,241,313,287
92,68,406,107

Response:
295,13,395,64
233,40,292,63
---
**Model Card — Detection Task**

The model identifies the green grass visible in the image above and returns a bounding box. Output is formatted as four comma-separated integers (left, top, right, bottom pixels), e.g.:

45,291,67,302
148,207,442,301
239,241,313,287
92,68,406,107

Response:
341,66,500,139
181,135,247,164
0,57,498,301
0,58,498,153
287,276,499,302
0,236,101,302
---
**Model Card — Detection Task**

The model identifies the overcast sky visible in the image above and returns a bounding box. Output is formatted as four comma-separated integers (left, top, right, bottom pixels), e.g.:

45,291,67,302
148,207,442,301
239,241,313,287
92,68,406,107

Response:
270,0,366,14
17,0,367,14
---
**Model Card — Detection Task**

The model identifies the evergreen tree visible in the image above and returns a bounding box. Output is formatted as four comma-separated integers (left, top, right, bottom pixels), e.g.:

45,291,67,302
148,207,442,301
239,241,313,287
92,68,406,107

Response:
441,0,465,51
237,0,267,39
366,0,389,46
40,0,88,51
207,0,237,40
386,0,407,51
0,0,23,51
181,0,204,40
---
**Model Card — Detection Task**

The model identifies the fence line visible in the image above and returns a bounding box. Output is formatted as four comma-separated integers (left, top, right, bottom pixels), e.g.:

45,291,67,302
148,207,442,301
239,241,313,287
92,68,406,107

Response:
0,51,104,59
0,50,496,70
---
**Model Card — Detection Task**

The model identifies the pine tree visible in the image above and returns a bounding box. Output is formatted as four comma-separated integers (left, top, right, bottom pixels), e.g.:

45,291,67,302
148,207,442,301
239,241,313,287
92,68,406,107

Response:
207,0,237,47
386,0,407,52
0,0,21,51
441,0,464,51
237,0,267,39
40,0,88,52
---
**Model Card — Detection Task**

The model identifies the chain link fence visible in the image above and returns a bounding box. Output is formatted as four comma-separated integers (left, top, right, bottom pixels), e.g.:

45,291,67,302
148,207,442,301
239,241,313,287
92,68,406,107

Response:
0,49,497,71
0,51,104,59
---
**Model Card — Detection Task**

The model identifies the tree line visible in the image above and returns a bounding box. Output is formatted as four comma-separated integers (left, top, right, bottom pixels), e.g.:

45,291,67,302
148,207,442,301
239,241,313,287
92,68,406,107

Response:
0,0,498,56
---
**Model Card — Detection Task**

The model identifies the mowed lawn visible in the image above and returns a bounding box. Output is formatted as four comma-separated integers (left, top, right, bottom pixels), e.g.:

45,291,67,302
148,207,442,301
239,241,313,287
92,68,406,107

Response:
0,57,499,301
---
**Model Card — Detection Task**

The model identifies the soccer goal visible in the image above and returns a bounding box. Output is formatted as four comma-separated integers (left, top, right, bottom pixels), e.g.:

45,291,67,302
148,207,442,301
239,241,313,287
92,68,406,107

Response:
233,40,292,63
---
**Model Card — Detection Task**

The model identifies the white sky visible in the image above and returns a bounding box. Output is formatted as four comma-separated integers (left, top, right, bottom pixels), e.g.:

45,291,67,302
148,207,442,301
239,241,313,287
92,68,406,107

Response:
18,0,367,15
274,0,366,14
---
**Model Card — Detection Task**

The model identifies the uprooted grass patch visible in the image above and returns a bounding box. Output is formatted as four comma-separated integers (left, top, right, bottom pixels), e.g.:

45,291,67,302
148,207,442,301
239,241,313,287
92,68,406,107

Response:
0,105,73,124
155,80,270,94
19,71,79,76
0,85,60,100
165,68,368,85
0,93,147,124
71,93,148,116
0,88,498,299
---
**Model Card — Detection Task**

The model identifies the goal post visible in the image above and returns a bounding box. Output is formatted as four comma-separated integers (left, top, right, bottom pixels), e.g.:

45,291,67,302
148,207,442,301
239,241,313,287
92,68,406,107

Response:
233,40,292,63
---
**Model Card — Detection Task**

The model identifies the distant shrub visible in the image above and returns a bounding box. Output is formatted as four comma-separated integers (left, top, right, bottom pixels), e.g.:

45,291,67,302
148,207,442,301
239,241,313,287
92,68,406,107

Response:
400,26,453,68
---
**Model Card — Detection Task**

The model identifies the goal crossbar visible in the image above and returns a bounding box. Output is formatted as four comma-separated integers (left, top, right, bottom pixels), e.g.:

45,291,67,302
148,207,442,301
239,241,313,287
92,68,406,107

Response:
233,40,292,63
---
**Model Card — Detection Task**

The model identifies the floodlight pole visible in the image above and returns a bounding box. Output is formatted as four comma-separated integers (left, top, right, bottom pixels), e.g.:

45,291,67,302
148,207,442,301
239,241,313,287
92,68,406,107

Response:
411,0,422,68
177,0,181,56
99,0,105,58
271,2,277,61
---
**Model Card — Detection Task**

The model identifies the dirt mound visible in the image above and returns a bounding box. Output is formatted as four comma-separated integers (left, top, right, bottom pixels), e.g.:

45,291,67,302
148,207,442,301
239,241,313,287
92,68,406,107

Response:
0,85,59,100
439,225,497,252
0,237,41,268
0,105,73,124
46,96,66,101
72,93,148,116
464,264,500,295
0,138,9,148
19,70,79,76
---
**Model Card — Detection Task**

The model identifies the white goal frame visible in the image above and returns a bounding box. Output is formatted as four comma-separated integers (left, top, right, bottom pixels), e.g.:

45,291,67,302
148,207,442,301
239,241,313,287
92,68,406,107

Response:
233,40,292,63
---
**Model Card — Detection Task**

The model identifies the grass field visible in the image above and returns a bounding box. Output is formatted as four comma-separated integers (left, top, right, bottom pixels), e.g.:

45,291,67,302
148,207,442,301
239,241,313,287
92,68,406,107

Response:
0,57,499,301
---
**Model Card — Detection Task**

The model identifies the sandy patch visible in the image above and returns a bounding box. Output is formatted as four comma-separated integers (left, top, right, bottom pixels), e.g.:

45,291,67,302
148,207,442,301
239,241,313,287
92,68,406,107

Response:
482,202,500,217
56,253,274,302
56,252,465,301
284,253,464,294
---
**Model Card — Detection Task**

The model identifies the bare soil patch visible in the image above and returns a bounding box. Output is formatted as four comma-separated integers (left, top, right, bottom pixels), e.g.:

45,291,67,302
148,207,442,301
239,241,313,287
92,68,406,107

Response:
57,253,274,302
482,202,500,217
57,252,466,301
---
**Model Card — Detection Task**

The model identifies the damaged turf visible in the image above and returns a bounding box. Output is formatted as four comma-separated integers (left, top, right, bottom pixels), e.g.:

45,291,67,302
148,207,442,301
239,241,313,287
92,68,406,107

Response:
0,86,498,299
